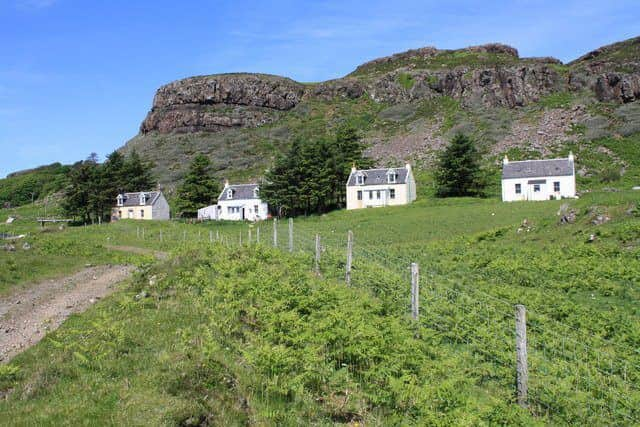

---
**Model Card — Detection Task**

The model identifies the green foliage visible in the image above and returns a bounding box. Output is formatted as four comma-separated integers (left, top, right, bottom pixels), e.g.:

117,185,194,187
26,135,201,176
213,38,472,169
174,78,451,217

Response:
0,163,69,208
434,134,486,197
537,92,574,109
62,150,156,222
175,154,220,218
261,124,373,216
397,72,415,90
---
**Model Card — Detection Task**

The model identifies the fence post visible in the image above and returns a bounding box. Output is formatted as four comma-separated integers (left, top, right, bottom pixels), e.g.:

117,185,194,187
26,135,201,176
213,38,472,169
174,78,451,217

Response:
183,230,186,242
288,218,294,252
136,226,140,239
216,230,219,241
515,304,528,408
273,218,278,247
239,231,242,246
411,263,419,321
314,234,321,275
142,228,145,240
248,228,252,245
209,230,213,243
346,230,353,286
159,230,163,243
257,226,260,244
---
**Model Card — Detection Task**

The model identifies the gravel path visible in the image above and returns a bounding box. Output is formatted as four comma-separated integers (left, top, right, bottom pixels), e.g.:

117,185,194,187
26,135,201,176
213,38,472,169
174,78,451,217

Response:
0,265,135,363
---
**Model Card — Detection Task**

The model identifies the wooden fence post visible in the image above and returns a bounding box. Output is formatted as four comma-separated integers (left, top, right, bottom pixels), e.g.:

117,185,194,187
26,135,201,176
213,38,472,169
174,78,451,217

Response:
257,226,260,244
273,218,278,247
183,230,186,242
346,230,353,286
288,218,294,252
216,230,219,241
515,304,528,408
159,230,163,243
314,234,321,275
248,228,252,245
411,263,419,321
209,230,213,243
239,231,242,245
141,228,145,240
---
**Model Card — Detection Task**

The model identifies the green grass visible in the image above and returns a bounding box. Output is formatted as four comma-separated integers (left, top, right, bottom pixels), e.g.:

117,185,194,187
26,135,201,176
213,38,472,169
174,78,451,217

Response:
397,72,415,90
1,190,639,423
0,163,69,208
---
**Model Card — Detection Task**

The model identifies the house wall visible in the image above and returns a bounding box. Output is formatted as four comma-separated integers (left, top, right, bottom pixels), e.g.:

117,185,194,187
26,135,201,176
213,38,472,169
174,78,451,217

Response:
346,183,412,210
197,205,218,220
502,174,576,202
151,194,171,220
111,205,154,220
216,199,269,221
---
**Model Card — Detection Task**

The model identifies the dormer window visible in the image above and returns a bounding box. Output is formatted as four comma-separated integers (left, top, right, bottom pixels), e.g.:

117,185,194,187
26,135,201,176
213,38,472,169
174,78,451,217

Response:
253,187,259,198
356,173,365,185
116,194,124,207
226,189,233,199
387,169,398,184
139,193,146,206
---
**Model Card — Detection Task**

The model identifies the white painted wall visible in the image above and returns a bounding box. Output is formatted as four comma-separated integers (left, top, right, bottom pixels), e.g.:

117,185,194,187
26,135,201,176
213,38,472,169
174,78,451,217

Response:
346,167,417,210
215,199,269,221
197,205,219,220
502,175,576,202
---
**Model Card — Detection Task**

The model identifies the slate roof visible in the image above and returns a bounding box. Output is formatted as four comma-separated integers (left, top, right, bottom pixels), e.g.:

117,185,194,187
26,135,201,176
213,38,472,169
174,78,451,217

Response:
116,191,162,207
347,167,409,186
218,184,260,201
502,158,574,179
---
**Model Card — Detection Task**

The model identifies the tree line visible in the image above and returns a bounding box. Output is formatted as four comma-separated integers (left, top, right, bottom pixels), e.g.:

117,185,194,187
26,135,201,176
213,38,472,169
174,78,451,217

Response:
62,150,154,223
261,124,373,216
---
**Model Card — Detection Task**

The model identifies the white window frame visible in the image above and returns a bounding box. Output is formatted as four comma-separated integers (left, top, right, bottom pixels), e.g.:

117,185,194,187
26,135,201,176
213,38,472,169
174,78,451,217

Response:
554,181,560,192
533,184,541,192
356,174,364,185
515,183,521,194
116,195,124,207
227,189,233,199
357,190,362,200
139,193,146,206
387,170,397,184
389,189,396,199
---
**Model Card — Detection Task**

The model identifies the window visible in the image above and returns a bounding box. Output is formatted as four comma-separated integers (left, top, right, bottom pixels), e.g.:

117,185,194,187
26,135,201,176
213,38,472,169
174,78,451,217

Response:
376,190,381,199
227,189,233,199
253,188,259,198
515,183,521,194
140,210,144,218
356,174,364,185
387,170,397,183
554,181,560,192
254,205,259,213
116,195,124,207
139,193,146,206
368,191,373,200
533,184,541,192
389,189,396,199
357,190,362,200
118,210,122,217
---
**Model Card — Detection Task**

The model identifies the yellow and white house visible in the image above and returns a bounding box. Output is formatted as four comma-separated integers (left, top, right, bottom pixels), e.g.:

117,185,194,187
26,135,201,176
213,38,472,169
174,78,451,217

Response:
111,191,170,221
346,164,416,210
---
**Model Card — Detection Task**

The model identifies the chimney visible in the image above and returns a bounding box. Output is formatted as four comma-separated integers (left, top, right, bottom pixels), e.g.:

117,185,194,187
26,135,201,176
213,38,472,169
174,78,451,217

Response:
405,163,412,171
568,151,574,162
351,162,357,173
503,155,509,165
223,179,229,188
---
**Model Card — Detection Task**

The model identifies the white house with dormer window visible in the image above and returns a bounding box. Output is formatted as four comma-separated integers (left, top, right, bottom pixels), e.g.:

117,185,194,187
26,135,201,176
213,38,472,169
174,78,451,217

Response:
501,153,576,202
197,181,268,221
346,164,416,210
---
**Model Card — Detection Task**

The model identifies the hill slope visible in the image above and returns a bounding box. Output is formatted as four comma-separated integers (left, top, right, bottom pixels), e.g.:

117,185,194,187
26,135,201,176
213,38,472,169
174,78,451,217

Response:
121,37,640,193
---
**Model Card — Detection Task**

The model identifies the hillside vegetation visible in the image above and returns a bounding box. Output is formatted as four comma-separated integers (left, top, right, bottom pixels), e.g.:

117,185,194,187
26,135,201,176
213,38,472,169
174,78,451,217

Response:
1,190,638,424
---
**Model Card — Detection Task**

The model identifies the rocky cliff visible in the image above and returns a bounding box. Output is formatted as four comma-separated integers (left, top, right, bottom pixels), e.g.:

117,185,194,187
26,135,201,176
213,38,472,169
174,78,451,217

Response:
123,36,640,189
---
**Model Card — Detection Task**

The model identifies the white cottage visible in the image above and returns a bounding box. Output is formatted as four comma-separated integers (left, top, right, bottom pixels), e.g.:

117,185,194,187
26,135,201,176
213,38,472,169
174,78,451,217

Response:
346,164,416,210
197,182,268,221
501,153,576,202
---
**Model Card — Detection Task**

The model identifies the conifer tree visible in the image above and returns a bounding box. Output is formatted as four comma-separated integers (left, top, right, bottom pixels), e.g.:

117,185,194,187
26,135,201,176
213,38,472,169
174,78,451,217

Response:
434,133,485,197
175,154,219,217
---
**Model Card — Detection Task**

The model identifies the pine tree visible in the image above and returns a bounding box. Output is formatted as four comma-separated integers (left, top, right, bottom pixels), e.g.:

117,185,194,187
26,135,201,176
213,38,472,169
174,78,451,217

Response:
175,154,219,217
434,133,485,197
123,149,155,191
62,157,100,223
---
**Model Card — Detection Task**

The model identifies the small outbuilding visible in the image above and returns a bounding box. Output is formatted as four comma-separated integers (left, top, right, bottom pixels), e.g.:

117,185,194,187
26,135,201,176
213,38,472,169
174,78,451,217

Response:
501,153,576,202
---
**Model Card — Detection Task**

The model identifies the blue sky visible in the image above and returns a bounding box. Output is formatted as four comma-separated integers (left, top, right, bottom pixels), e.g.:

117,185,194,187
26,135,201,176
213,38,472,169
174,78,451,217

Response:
1,0,638,177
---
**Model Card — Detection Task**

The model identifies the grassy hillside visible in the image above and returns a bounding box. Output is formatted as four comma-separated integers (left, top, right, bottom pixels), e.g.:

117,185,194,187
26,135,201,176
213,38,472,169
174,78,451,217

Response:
0,163,69,208
1,191,638,423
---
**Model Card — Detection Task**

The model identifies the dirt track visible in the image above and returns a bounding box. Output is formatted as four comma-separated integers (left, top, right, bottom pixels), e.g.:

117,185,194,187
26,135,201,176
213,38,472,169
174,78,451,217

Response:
0,265,135,363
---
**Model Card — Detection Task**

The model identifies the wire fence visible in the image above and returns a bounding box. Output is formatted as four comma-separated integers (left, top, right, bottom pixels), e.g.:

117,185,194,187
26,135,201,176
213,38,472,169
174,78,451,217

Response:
101,219,639,424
